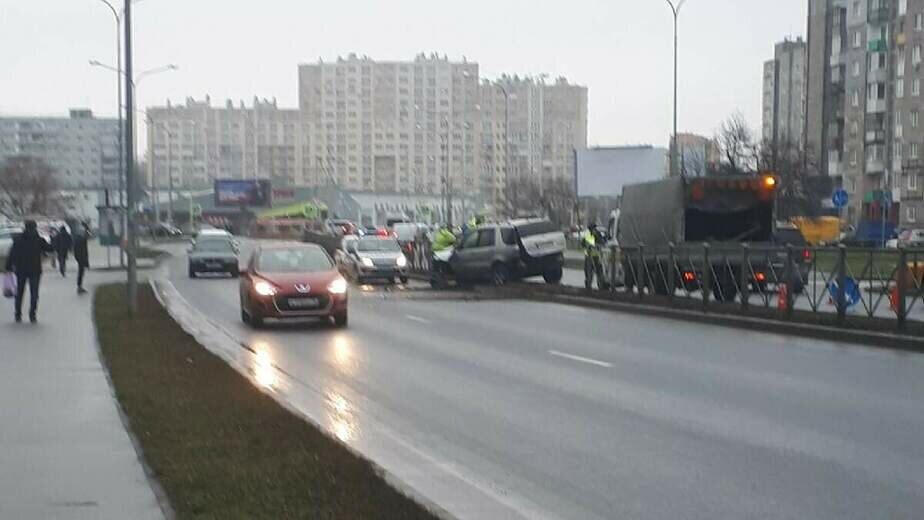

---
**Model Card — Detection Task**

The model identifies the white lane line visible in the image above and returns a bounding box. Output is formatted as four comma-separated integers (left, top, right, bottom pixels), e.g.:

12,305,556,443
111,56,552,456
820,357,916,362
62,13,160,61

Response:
405,314,432,324
548,350,612,368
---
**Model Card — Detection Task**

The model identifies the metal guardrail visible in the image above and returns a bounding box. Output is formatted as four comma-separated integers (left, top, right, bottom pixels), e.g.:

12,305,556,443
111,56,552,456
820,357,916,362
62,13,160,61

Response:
404,238,924,332
611,243,924,331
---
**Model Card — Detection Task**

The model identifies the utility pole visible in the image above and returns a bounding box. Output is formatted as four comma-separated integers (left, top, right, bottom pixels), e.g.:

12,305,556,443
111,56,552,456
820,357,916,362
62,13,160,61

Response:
123,0,138,315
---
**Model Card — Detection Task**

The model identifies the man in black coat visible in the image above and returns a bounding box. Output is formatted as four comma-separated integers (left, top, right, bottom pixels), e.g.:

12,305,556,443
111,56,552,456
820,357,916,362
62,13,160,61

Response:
73,222,91,294
53,225,72,276
4,220,54,323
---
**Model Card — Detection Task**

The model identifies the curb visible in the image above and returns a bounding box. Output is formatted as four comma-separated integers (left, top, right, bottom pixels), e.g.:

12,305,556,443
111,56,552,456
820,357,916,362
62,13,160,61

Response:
90,285,177,520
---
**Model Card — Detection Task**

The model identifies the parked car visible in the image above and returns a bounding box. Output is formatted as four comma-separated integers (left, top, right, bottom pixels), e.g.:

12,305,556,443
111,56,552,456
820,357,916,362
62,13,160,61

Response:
239,243,348,327
188,237,240,278
0,227,23,258
337,235,409,284
437,218,565,287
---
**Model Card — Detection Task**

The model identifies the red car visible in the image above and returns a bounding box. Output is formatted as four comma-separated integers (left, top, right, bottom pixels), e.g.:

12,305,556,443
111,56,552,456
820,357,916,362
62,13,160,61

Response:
239,243,349,328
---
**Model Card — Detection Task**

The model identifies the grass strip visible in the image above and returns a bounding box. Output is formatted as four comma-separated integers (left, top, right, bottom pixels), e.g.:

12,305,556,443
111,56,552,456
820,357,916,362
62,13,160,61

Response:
94,283,439,520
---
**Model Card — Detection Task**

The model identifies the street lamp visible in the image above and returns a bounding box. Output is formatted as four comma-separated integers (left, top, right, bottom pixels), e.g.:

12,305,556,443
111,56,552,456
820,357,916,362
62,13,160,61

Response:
666,0,687,178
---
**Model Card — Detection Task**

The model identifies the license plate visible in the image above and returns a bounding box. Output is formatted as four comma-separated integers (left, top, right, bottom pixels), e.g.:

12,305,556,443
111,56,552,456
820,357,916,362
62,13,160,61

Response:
288,297,319,308
206,262,221,269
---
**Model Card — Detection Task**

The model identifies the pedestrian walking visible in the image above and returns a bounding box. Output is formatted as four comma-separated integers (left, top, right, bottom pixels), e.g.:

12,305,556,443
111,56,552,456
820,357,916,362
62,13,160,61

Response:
53,225,72,277
4,220,54,323
73,222,91,294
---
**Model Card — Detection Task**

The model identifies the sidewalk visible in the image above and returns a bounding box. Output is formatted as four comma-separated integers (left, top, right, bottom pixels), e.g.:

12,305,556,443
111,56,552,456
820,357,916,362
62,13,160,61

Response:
0,268,165,519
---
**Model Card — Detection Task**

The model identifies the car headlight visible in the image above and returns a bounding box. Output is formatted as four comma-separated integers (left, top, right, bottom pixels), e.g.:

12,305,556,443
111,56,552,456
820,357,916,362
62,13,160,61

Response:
253,279,277,297
328,277,348,295
361,257,375,268
396,255,407,268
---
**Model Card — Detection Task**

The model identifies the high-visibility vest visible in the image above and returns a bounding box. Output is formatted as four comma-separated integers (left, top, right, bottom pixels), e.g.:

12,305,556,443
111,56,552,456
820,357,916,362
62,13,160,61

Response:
581,231,599,257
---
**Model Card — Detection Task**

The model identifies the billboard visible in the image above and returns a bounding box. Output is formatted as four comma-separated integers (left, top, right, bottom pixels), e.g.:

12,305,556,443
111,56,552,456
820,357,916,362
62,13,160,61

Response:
215,180,272,207
575,146,667,198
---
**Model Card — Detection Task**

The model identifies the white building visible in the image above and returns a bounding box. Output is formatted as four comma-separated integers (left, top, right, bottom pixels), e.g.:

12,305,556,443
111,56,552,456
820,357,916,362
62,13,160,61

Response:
0,109,120,190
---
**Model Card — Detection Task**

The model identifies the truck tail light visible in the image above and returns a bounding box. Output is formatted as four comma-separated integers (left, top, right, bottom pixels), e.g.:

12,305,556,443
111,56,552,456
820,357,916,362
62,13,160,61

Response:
682,271,696,283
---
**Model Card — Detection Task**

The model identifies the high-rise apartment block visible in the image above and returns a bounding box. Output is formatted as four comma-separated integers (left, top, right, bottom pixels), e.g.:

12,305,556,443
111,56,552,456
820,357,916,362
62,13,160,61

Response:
0,109,120,190
762,38,807,146
806,0,924,226
147,54,588,206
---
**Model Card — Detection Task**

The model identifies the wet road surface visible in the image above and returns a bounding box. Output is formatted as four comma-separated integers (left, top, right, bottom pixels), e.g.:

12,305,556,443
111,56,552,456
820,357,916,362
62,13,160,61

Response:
162,241,924,520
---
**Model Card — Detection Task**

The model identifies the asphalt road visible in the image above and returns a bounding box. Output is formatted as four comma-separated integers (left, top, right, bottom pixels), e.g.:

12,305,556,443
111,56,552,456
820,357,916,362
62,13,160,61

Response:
164,241,924,519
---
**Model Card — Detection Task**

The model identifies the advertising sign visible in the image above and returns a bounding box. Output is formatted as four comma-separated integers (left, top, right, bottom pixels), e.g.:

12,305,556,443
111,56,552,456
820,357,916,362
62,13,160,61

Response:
97,206,124,247
215,180,272,207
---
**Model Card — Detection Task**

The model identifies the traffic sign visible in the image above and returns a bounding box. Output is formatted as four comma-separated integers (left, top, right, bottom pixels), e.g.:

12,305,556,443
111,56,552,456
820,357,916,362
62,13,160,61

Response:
881,190,892,208
832,189,849,209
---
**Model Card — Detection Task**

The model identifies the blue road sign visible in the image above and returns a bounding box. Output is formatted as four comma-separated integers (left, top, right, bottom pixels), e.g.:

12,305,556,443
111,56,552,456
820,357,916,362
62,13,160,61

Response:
832,189,849,209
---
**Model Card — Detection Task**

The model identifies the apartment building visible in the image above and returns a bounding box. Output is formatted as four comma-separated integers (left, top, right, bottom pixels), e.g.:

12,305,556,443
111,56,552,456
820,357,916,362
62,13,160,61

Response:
0,109,120,190
145,97,301,190
806,0,924,228
762,38,807,146
147,54,588,208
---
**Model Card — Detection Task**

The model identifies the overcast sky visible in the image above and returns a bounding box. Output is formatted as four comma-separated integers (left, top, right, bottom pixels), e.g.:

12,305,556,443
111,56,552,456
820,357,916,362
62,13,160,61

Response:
0,0,806,148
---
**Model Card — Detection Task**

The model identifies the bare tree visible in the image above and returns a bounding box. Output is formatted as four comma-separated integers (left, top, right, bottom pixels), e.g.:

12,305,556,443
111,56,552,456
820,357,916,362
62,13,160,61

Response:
0,156,62,218
503,176,576,227
758,137,830,219
715,112,758,176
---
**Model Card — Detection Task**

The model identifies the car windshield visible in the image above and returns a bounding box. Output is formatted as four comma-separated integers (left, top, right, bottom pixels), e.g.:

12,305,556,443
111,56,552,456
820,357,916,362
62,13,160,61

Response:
357,237,400,252
393,224,418,240
258,247,332,273
194,239,234,252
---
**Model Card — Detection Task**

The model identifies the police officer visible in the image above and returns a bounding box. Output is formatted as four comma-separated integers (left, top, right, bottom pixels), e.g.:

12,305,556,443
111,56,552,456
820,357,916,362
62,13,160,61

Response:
581,222,606,290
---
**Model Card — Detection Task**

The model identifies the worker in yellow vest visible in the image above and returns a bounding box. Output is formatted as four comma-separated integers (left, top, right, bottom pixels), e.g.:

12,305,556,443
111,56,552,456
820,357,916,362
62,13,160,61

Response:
581,223,606,290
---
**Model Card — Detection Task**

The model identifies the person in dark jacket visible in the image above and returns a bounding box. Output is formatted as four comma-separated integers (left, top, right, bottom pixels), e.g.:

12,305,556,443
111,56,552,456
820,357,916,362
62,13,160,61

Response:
73,222,91,294
4,220,54,323
53,225,73,277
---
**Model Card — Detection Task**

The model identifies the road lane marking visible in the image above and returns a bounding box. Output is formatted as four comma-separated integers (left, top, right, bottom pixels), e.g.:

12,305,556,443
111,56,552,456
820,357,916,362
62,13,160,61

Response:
548,350,612,368
405,314,432,324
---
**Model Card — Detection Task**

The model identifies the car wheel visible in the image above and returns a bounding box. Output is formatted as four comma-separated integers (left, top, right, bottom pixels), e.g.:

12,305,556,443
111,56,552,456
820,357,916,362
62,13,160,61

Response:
492,263,509,287
333,311,348,328
543,268,563,285
400,276,409,284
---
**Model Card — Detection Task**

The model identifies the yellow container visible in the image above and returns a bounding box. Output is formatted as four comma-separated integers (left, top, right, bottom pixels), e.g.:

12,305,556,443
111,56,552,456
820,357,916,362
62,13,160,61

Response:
792,217,841,246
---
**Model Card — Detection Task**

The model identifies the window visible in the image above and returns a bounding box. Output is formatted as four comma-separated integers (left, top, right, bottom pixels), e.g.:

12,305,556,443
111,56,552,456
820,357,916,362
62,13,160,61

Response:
462,231,480,248
850,149,859,165
476,228,496,247
851,120,859,135
914,45,922,65
916,13,924,31
898,54,906,77
853,31,862,48
852,61,861,76
853,1,860,17
907,206,917,223
913,143,921,159
897,79,905,98
852,90,860,107
900,0,908,16
500,227,517,245
908,172,918,190
915,79,921,96
913,111,920,128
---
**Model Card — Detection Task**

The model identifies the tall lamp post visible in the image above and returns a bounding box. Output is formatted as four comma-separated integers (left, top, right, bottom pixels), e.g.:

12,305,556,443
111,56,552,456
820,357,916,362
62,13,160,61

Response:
666,0,687,178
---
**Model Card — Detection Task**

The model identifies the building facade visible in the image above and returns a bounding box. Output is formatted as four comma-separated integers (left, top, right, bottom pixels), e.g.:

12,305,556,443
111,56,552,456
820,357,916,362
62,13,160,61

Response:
806,0,924,228
762,38,807,146
147,54,588,209
146,97,301,191
0,109,120,190
675,133,720,177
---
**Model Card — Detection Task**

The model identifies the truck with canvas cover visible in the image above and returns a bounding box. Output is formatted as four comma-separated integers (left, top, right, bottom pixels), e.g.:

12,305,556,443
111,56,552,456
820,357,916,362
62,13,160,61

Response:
617,175,780,301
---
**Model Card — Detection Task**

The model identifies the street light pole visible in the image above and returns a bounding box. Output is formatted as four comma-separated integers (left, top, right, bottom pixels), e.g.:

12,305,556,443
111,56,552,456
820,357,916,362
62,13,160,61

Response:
123,0,137,315
666,0,686,178
95,0,125,266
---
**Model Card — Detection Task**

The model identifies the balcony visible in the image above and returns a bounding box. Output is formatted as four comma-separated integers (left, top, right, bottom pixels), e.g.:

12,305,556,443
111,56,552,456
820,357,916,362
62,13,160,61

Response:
866,157,887,173
865,129,887,143
868,39,888,52
866,99,887,113
828,160,842,177
867,67,888,83
868,7,890,24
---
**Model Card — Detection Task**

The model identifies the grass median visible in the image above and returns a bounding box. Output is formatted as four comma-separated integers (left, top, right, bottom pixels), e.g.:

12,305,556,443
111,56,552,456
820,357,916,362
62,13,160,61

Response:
94,283,439,520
